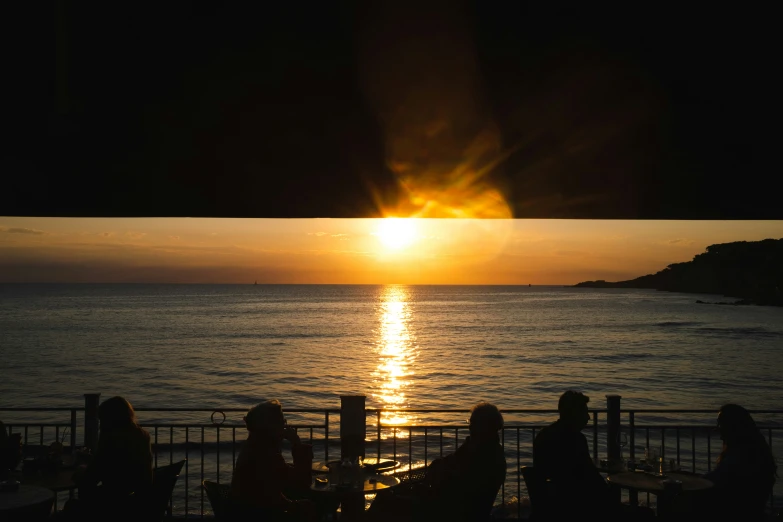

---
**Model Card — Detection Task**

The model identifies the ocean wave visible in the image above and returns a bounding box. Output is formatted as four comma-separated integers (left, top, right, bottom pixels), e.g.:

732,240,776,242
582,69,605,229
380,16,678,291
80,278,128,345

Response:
654,321,704,327
696,326,782,337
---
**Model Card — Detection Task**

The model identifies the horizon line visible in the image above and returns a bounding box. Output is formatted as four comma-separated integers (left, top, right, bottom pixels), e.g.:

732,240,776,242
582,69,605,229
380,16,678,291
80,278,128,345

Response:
0,282,576,286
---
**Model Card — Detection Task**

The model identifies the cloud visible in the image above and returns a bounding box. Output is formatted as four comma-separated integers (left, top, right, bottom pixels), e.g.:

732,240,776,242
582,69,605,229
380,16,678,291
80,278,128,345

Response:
168,235,180,240
125,231,147,239
666,238,694,246
308,232,327,237
0,226,46,235
331,233,348,238
99,232,115,237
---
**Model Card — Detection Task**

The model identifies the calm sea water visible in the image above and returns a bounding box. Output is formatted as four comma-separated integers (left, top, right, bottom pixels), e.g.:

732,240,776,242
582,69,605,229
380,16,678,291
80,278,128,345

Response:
3,284,782,514
1,283,781,414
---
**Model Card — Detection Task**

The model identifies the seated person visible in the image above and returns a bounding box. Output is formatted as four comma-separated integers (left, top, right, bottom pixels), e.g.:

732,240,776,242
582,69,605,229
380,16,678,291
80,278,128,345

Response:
426,402,507,522
0,420,23,476
701,404,778,521
369,402,506,522
230,400,315,521
533,391,618,518
66,396,153,519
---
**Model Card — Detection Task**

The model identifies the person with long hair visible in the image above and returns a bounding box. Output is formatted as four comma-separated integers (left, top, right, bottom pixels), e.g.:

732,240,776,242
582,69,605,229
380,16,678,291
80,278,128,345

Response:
66,396,153,519
703,404,778,520
367,402,507,522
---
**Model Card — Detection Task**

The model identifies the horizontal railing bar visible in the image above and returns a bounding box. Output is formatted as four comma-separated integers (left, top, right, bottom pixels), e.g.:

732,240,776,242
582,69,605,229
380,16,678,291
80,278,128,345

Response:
4,421,71,428
368,409,572,413
6,406,780,414
138,422,326,430
621,409,783,414
622,424,783,431
0,408,83,412
133,408,339,413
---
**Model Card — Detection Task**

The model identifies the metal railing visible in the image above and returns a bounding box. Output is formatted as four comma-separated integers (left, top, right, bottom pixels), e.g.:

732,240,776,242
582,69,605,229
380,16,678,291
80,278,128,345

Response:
2,403,781,519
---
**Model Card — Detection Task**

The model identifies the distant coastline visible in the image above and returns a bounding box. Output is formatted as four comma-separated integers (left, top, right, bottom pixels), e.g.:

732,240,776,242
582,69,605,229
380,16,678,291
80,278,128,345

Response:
574,238,783,306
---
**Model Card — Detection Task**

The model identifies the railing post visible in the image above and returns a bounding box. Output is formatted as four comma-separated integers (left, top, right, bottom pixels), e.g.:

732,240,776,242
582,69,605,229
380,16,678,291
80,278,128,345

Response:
606,395,621,462
70,409,77,451
339,396,367,521
84,393,101,452
606,395,622,504
340,395,366,460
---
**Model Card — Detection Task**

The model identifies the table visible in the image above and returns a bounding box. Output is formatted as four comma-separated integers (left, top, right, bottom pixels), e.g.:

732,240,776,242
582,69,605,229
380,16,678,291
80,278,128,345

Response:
15,469,77,492
0,484,55,521
12,465,79,513
309,473,400,521
312,458,401,474
607,471,713,517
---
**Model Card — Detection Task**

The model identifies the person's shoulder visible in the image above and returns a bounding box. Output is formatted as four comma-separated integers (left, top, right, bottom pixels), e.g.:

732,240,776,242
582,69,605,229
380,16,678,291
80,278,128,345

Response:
534,421,560,441
129,426,151,444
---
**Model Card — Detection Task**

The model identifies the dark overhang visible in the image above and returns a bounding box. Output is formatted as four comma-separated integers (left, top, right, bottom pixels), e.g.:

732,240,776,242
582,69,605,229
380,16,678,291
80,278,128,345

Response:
5,2,778,219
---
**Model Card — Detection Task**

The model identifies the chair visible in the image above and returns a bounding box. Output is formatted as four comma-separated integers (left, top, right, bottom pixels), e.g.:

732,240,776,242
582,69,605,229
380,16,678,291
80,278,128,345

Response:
520,466,555,521
203,480,233,521
136,460,186,522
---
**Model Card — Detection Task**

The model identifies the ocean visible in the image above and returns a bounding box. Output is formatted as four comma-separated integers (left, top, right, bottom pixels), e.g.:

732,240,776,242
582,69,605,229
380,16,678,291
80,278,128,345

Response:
2,284,782,514
2,284,781,412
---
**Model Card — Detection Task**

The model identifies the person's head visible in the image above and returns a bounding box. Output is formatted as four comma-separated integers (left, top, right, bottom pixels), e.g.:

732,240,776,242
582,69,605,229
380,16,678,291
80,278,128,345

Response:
717,404,761,446
558,391,591,430
468,402,504,442
716,404,778,483
244,400,286,442
98,396,139,433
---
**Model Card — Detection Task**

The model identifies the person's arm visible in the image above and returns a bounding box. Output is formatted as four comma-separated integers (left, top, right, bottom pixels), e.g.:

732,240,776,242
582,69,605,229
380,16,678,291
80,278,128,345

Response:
703,453,734,487
283,427,313,490
76,437,108,488
0,421,8,447
472,455,507,518
139,429,154,486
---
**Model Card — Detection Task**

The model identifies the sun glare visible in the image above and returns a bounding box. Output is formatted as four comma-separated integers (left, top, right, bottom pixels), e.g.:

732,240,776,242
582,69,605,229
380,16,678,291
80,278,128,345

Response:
376,218,417,250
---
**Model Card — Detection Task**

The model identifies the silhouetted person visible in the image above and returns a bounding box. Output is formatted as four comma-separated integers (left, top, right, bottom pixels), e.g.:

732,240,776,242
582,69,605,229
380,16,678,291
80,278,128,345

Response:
0,420,23,477
425,402,507,522
230,400,315,521
66,396,153,519
367,402,506,522
534,391,616,518
701,404,778,520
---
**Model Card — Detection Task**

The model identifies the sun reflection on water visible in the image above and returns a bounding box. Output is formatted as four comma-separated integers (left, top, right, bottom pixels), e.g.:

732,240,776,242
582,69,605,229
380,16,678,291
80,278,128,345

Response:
372,285,417,433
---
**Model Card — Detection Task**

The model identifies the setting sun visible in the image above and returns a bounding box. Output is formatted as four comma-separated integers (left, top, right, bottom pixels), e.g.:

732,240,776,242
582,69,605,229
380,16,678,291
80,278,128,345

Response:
376,218,417,250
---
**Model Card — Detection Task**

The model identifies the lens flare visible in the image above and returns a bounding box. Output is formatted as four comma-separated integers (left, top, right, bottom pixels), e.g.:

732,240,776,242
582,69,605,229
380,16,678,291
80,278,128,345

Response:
375,218,417,250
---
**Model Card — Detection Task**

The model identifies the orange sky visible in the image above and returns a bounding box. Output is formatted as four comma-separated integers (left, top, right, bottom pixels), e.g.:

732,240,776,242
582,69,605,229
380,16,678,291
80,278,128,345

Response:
1,218,781,284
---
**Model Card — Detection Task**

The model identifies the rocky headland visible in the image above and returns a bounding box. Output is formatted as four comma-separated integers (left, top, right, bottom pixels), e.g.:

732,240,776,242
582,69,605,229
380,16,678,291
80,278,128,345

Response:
574,238,783,306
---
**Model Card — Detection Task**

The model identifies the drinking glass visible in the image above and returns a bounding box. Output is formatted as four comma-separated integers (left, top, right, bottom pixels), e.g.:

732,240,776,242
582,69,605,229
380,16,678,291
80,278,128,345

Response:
645,447,659,469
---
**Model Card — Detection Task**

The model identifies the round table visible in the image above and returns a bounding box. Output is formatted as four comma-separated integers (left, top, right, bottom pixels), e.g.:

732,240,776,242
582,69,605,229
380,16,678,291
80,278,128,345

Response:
310,474,400,521
312,458,401,474
14,469,77,492
0,484,55,521
607,471,713,494
607,471,713,517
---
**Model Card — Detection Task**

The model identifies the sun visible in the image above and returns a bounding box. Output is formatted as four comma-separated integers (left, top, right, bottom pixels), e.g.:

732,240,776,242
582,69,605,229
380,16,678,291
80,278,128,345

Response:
376,218,417,250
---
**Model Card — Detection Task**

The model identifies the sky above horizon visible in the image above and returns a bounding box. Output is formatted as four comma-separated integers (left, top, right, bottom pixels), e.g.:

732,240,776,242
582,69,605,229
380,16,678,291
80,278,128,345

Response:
1,218,781,284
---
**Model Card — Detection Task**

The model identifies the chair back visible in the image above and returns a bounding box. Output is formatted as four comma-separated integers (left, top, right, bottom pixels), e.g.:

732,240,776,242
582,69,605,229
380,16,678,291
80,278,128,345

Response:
202,480,233,520
520,466,554,521
139,460,186,522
